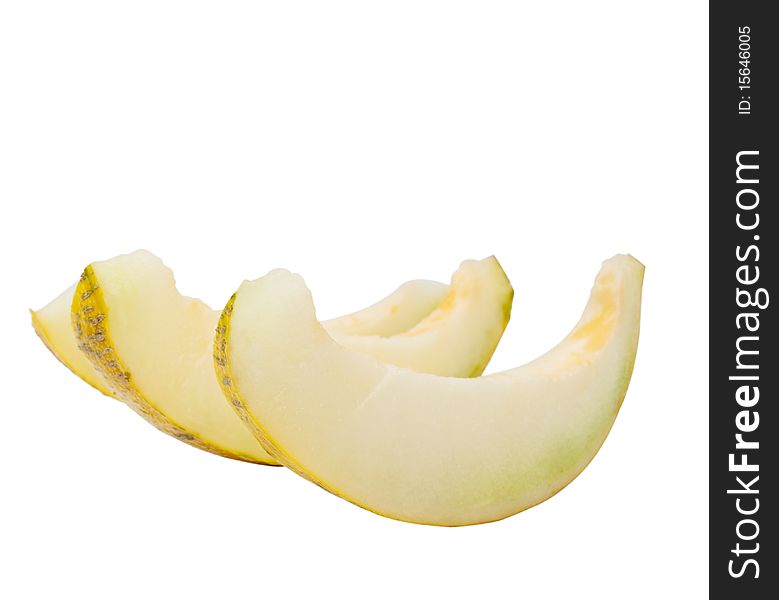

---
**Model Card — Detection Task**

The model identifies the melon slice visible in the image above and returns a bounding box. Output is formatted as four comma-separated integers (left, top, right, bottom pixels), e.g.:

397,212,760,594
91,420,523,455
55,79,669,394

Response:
217,255,643,525
331,257,512,377
72,251,513,464
322,279,448,337
32,266,448,401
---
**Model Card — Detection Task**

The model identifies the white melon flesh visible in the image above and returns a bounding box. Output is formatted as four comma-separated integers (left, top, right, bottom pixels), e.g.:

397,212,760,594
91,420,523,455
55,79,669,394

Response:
32,264,448,403
218,255,643,525
72,251,513,464
323,279,448,337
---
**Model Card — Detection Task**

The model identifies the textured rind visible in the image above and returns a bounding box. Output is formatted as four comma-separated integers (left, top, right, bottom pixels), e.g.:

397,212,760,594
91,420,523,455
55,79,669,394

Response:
73,265,277,465
31,309,118,398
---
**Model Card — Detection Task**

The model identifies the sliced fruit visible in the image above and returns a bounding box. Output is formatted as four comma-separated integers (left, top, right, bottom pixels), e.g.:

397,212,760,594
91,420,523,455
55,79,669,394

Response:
32,268,448,402
217,255,643,525
32,285,117,398
72,251,513,464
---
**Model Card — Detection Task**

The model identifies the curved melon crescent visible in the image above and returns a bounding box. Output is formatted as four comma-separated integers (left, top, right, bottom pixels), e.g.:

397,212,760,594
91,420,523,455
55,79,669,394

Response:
31,258,449,400
217,254,643,525
70,251,512,465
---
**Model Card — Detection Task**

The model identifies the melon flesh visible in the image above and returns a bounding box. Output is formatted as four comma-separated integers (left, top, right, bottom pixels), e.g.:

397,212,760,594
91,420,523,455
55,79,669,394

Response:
323,279,448,337
333,257,512,377
32,285,116,397
32,267,448,401
71,251,513,464
218,255,643,524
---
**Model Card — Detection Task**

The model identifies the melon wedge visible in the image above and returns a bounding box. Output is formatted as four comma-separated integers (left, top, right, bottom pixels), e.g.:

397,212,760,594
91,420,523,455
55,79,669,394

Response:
331,258,513,377
32,265,448,402
217,255,643,525
72,251,513,464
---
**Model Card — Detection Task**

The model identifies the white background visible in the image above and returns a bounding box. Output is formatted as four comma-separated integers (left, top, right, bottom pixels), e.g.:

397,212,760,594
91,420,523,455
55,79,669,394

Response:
0,2,708,598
